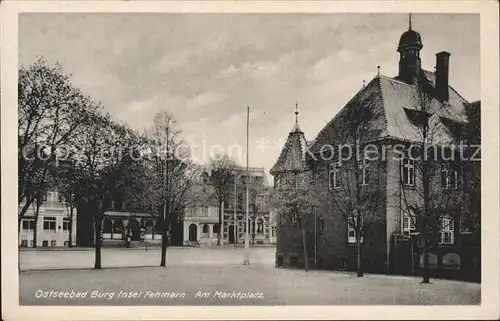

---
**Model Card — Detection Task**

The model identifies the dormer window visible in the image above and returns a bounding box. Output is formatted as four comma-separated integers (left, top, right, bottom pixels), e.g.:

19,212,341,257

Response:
403,107,432,127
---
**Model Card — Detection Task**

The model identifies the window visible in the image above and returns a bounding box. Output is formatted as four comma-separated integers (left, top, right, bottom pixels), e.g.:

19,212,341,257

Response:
30,240,34,247
256,195,265,211
256,218,264,234
441,164,461,190
50,240,57,247
57,192,64,202
213,224,220,234
46,191,55,202
63,218,71,231
339,257,348,268
402,158,415,186
22,217,35,230
202,224,208,234
402,212,416,235
358,159,369,185
64,241,69,247
347,217,363,244
237,194,244,210
271,226,276,237
42,240,48,247
20,240,28,247
439,216,455,244
43,217,56,231
329,162,340,189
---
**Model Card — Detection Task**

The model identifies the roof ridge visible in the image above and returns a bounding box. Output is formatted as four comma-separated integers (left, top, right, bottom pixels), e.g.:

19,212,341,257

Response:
376,76,390,137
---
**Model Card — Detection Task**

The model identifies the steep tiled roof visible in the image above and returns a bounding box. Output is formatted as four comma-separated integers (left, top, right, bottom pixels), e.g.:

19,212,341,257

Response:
379,72,468,142
270,120,308,175
309,71,470,154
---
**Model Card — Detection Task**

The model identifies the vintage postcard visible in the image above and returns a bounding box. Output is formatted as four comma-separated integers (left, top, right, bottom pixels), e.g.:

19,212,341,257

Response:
1,0,499,320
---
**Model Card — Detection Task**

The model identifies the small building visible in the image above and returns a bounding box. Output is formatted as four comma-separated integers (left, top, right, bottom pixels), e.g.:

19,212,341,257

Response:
19,190,77,247
175,183,220,246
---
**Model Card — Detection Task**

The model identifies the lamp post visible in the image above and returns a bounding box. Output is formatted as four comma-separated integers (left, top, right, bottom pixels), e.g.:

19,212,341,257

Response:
244,106,250,265
233,170,238,249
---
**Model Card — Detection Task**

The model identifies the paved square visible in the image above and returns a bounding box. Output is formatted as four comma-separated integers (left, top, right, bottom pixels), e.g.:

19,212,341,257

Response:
19,247,480,305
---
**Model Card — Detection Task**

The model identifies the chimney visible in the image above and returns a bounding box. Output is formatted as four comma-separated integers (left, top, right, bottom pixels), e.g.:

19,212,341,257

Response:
435,51,450,101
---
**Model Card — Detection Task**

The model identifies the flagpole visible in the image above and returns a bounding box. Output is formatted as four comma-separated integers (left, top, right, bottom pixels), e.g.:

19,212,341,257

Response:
244,106,250,265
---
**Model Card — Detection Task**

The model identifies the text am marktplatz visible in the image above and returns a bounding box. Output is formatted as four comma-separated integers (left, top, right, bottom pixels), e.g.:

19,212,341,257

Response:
194,290,265,300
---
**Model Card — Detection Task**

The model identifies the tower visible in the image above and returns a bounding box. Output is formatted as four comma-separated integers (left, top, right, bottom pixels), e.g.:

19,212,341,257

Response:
270,103,308,186
397,13,423,85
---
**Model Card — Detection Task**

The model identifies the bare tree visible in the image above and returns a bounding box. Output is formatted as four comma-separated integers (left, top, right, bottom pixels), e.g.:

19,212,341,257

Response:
207,155,237,246
396,82,464,283
311,90,385,277
140,111,202,266
68,111,138,269
18,58,94,231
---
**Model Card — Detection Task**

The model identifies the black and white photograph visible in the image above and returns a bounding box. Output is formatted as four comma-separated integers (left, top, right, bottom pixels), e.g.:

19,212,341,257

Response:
1,1,499,320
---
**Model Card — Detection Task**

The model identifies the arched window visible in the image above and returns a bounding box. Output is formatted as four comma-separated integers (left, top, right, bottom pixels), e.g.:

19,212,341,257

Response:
256,218,264,234
202,224,208,234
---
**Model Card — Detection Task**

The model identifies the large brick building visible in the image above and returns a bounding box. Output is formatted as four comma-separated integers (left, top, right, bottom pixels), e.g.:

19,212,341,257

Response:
272,21,480,280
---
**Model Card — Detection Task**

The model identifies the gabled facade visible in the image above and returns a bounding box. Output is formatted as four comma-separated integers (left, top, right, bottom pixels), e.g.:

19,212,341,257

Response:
271,21,480,280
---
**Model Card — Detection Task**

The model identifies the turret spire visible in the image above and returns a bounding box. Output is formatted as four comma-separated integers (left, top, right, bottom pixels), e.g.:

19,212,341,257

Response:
291,103,303,133
409,13,412,30
295,103,299,124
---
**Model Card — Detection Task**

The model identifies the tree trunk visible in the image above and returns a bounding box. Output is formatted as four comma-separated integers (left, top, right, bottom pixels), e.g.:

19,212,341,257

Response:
160,219,167,267
421,232,430,283
217,200,223,246
94,215,102,269
356,233,363,277
421,123,431,284
33,199,41,248
18,199,32,231
301,227,309,271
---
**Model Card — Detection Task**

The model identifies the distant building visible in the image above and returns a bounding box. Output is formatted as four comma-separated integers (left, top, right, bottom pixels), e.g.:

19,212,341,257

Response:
19,190,77,247
170,166,276,246
271,21,480,281
223,166,276,245
172,181,220,246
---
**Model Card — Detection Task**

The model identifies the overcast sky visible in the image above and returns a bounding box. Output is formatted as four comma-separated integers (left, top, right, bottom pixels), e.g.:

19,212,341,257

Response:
19,13,480,178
